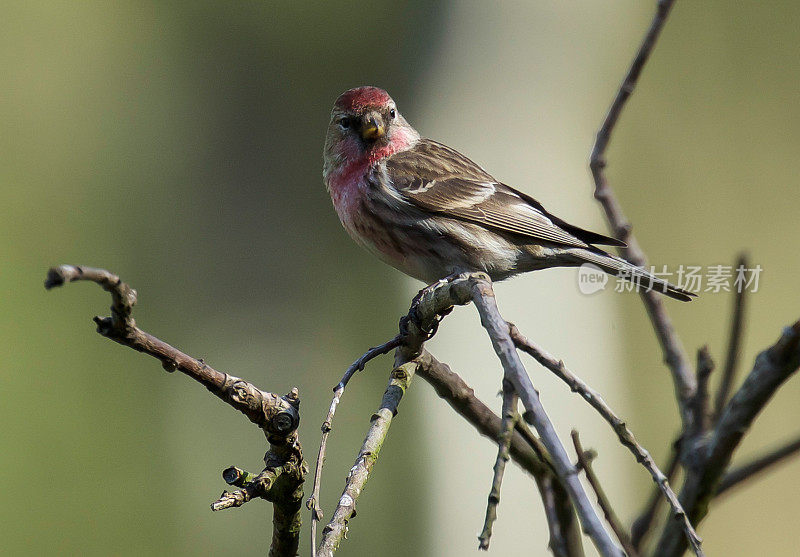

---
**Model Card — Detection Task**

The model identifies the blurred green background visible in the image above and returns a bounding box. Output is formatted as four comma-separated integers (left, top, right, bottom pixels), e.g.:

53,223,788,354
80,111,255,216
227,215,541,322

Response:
2,2,799,555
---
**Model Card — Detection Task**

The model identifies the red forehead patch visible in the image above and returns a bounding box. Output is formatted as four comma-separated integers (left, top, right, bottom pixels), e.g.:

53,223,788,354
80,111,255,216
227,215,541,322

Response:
334,86,392,112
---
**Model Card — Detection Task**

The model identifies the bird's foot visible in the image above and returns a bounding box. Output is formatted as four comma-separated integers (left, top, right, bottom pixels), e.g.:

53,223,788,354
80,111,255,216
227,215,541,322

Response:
411,273,464,306
404,274,463,340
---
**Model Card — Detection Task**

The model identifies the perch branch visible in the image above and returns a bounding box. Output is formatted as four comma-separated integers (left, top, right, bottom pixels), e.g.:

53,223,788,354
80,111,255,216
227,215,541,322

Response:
315,275,484,556
314,275,586,556
316,272,650,556
589,0,696,430
405,274,596,555
311,278,472,556
478,380,519,550
571,431,637,557
45,264,306,557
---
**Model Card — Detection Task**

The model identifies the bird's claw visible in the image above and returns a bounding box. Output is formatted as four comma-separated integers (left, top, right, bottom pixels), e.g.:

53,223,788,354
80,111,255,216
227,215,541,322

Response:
405,275,461,341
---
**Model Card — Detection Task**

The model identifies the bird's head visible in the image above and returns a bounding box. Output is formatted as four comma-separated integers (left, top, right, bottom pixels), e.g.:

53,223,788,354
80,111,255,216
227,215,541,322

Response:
323,86,419,180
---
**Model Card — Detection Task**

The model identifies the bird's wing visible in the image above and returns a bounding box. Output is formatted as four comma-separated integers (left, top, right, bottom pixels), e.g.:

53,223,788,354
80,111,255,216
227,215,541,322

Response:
386,139,625,249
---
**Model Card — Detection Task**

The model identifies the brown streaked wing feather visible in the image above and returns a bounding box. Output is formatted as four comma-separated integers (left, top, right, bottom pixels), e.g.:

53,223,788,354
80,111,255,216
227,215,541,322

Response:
387,139,594,248
386,139,494,181
511,188,627,248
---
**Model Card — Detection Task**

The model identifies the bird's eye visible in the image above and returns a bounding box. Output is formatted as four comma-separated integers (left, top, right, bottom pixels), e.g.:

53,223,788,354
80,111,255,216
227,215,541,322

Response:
338,117,352,129
389,108,396,119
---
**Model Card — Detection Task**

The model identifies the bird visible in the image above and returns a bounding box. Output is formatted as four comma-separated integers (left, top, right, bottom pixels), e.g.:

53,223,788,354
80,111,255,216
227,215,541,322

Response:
322,86,695,302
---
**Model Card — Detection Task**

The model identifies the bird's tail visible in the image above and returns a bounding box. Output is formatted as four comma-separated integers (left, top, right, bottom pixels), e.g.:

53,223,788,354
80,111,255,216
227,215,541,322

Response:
567,248,697,302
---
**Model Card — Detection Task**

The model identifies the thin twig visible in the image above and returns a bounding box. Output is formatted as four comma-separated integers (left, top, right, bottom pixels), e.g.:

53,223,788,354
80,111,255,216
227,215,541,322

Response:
308,385,341,557
316,360,417,557
416,351,549,475
713,254,748,421
307,336,401,557
469,276,623,557
337,336,402,391
589,0,696,430
478,380,519,550
211,484,264,511
509,325,703,556
571,431,637,557
716,434,800,496
415,350,584,557
630,438,680,550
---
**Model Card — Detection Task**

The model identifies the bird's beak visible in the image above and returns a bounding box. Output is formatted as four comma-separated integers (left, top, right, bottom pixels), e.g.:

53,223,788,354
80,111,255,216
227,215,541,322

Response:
361,114,385,141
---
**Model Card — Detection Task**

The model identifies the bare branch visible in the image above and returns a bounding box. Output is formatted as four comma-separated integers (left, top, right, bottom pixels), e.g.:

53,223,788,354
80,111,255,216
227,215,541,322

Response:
655,321,800,557
212,485,262,511
571,431,637,557
589,0,696,430
312,276,473,556
469,276,623,557
316,360,417,557
416,351,549,477
589,0,677,161
415,351,584,557
705,321,800,480
630,438,680,550
478,380,519,550
313,275,587,556
509,326,703,556
307,336,401,556
211,465,285,511
691,346,715,437
307,384,341,556
539,473,585,557
406,275,583,557
45,265,300,437
713,254,749,420
45,265,306,557
716,435,800,496
336,337,402,391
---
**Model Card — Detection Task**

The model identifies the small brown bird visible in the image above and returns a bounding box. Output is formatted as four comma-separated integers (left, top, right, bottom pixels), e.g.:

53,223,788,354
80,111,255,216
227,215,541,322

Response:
323,86,695,301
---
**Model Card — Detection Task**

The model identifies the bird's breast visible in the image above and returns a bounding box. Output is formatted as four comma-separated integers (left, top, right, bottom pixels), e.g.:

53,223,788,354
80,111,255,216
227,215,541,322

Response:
327,174,420,271
328,173,369,233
